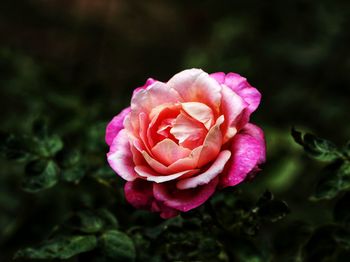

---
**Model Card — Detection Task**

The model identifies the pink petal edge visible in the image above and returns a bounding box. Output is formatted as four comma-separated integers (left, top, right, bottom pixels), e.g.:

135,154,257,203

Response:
107,129,138,181
220,123,266,188
105,107,131,146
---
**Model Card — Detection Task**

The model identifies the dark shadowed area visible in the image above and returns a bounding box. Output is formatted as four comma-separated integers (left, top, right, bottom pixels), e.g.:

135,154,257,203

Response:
1,0,350,261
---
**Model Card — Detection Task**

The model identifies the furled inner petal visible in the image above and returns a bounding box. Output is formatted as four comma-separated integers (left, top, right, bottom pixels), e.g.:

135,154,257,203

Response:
170,112,207,150
135,165,198,183
134,139,200,175
197,115,225,167
147,103,180,147
157,118,176,137
151,138,192,166
181,102,214,130
176,150,231,189
138,112,152,152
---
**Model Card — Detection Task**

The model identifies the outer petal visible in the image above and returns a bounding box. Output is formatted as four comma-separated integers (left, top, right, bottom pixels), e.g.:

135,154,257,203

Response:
131,81,182,114
151,201,179,219
176,150,231,189
167,69,222,113
211,72,261,114
125,179,179,218
210,72,225,84
107,129,138,181
124,179,154,209
105,107,131,146
153,177,219,212
220,85,247,143
219,123,266,188
132,77,156,96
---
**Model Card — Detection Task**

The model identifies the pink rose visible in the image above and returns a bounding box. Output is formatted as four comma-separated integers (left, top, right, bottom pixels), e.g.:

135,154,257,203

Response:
106,69,266,218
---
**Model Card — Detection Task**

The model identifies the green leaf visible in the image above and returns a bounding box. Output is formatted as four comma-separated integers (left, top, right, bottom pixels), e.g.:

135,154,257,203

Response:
61,166,85,183
98,230,136,262
0,133,32,162
97,208,119,229
22,159,59,193
291,128,340,162
14,235,97,260
144,216,183,239
66,210,104,234
311,161,350,200
33,135,64,157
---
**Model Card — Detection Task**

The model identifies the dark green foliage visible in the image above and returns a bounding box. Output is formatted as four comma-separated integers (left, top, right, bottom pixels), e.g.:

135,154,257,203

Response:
302,225,350,262
312,161,350,200
65,210,105,233
293,129,350,200
98,230,136,261
14,235,97,260
1,0,350,261
291,128,341,162
23,159,59,192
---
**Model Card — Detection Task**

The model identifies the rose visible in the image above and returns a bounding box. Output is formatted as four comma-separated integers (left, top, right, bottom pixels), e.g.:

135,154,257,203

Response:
106,69,265,218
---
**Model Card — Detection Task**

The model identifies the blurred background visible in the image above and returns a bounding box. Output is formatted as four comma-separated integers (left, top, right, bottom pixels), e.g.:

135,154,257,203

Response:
1,0,350,261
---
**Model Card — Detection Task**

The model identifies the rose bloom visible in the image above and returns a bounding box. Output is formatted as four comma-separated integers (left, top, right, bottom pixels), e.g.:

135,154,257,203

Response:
106,69,265,218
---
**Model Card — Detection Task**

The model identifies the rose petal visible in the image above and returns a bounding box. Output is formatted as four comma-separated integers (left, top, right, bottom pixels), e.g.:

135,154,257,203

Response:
220,123,266,188
151,138,191,166
210,72,225,84
220,85,247,143
107,129,138,181
147,103,180,147
197,115,224,167
125,179,179,218
181,102,214,129
167,69,222,113
176,150,231,189
124,179,154,209
132,78,156,96
138,112,152,152
134,139,201,175
211,72,261,115
131,81,182,113
151,201,179,219
153,177,219,212
170,112,206,150
135,165,198,183
105,107,131,146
